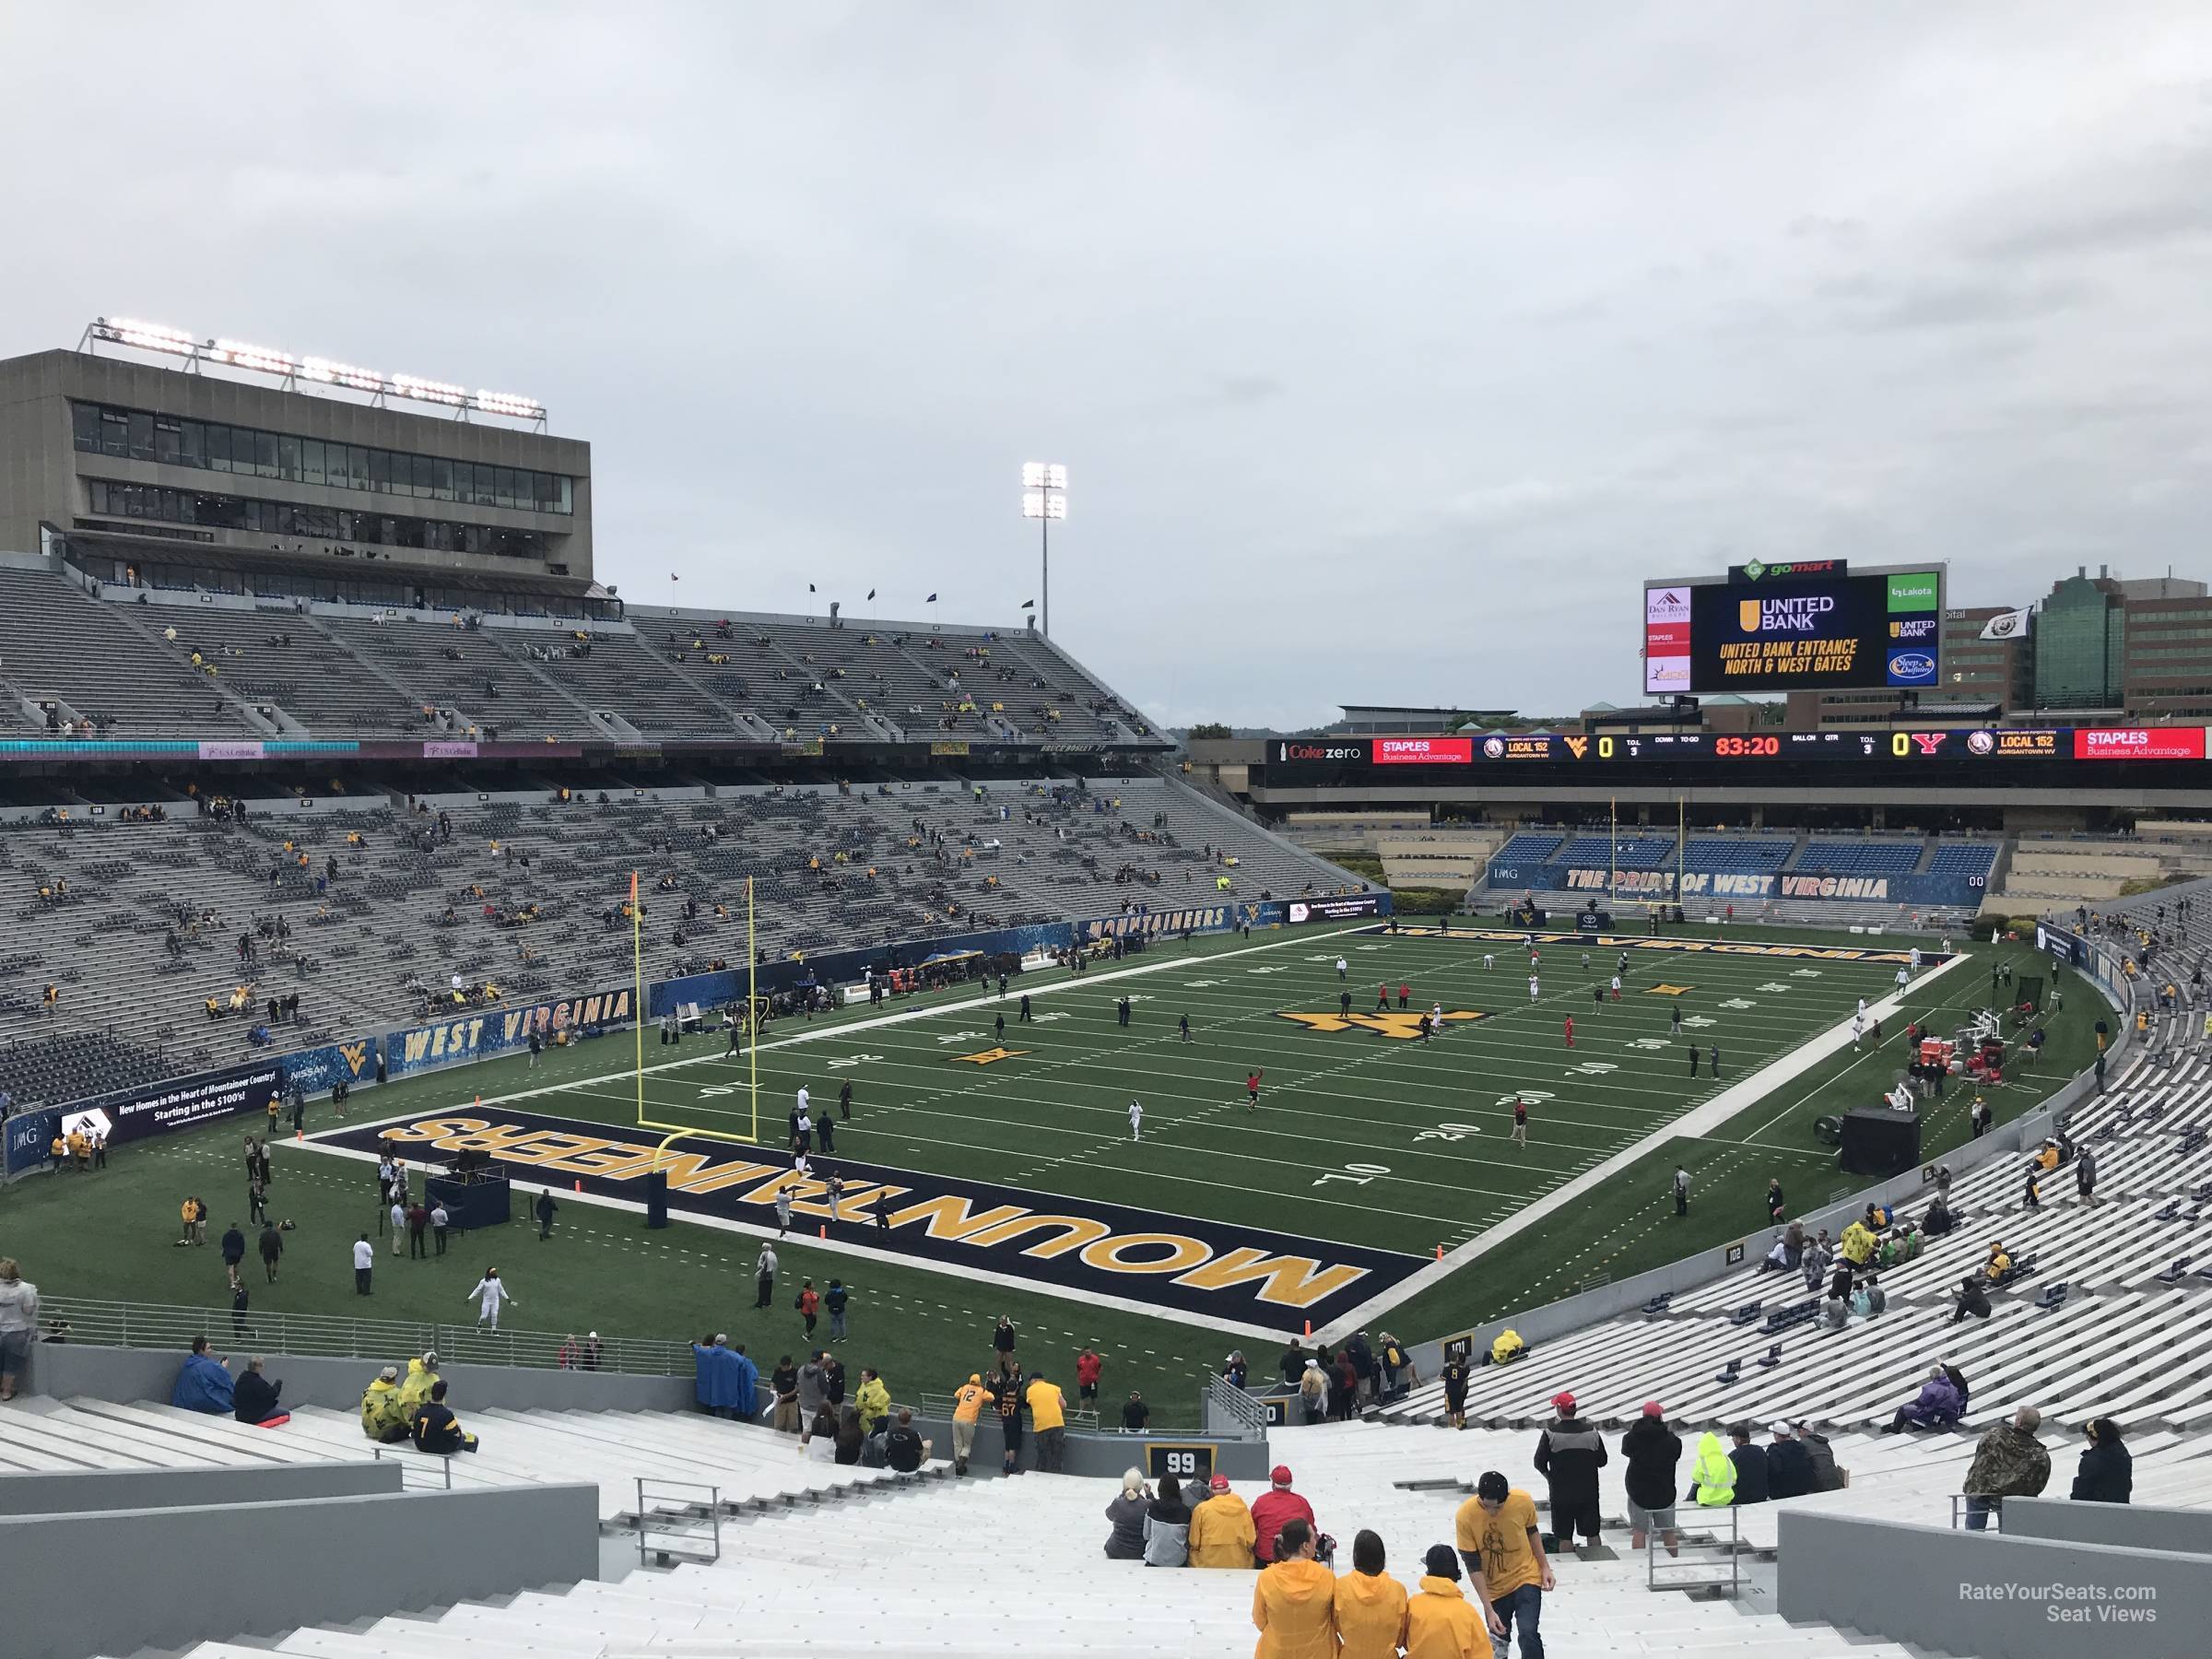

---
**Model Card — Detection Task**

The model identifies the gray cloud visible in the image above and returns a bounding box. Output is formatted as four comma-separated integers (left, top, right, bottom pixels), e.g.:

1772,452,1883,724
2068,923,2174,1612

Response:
3,2,2210,733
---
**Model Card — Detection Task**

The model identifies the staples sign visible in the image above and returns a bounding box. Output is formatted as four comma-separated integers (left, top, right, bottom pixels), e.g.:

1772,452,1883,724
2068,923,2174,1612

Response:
2072,727,2208,761
1373,737,1473,765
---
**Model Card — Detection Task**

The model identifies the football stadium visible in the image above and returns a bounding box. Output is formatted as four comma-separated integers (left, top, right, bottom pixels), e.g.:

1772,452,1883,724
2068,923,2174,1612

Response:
5,14,2212,1658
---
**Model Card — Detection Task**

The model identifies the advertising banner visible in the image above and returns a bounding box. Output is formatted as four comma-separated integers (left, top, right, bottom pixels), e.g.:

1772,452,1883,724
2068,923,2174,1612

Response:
277,1037,380,1099
384,984,636,1079
1374,736,1472,765
1287,894,1390,923
2073,727,2207,761
4,1107,62,1181
94,1060,288,1147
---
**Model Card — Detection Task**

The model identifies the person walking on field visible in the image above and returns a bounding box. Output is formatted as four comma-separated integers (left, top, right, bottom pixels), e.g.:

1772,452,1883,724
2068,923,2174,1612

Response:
1673,1166,1691,1217
535,1190,558,1241
467,1267,513,1331
1512,1097,1528,1148
1246,1071,1264,1112
1128,1099,1144,1141
1563,1014,1573,1049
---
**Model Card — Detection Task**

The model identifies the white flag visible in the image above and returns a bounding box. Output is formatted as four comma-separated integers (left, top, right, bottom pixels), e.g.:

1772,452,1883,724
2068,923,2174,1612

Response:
1979,607,2031,641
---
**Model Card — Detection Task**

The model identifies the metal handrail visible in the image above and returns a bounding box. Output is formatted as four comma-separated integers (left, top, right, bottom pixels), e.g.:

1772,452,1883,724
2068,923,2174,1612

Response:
1203,1373,1270,1440
37,1295,693,1377
636,1477,721,1568
912,1390,1100,1430
1648,1501,1740,1596
373,1445,453,1489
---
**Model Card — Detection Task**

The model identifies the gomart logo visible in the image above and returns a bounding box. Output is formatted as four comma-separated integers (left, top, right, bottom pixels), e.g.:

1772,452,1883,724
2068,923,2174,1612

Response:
1277,1010,1488,1041
1736,595,1838,633
1738,559,1841,582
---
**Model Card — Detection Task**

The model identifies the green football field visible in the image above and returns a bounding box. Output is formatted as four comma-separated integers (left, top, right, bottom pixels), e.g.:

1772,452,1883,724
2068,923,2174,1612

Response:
0,919,2093,1423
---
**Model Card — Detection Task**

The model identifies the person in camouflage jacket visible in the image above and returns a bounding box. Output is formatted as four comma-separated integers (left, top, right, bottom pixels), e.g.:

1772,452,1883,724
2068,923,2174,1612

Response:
1961,1406,2051,1530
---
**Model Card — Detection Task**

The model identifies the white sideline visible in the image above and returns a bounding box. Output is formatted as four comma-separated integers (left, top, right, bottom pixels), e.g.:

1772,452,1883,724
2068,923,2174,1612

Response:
1309,949,1971,1344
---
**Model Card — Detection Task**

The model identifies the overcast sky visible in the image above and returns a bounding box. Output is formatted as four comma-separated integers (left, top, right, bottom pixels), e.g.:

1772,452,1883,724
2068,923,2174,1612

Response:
5,4,2210,729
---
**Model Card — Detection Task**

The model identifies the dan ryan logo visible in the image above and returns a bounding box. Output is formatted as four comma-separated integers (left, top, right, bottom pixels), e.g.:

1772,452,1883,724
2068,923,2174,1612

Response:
1277,1010,1488,1041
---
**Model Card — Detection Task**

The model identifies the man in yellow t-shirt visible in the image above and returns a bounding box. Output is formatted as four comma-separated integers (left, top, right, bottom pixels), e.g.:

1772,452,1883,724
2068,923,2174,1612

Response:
949,1373,988,1477
1024,1371,1067,1473
1455,1471,1554,1655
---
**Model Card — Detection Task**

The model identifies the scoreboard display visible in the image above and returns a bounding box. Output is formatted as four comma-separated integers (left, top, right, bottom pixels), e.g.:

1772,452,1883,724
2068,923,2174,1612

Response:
1263,724,2212,784
1643,561,1944,695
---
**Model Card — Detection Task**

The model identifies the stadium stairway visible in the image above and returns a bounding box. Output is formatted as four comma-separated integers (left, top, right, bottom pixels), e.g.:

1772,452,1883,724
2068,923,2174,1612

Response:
0,1394,929,1521
132,1451,1947,1659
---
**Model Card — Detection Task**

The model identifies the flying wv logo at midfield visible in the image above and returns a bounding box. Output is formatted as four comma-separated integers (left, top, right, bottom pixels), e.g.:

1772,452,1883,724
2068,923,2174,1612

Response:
1277,1011,1488,1041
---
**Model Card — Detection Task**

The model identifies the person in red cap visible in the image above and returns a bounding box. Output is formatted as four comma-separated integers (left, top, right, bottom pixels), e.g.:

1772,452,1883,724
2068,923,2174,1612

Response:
1533,1390,1607,1556
1251,1464,1317,1564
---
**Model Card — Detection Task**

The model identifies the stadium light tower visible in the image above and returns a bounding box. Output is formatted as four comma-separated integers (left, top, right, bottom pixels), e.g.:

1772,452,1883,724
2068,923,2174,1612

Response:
1021,462,1066,636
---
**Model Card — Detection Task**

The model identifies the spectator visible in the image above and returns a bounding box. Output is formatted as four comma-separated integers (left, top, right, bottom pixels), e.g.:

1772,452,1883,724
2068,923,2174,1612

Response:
950,1371,988,1475
1223,1348,1249,1390
1333,1529,1409,1659
766,1354,799,1433
352,1232,373,1296
171,1336,234,1414
1122,1389,1151,1432
1277,1342,1306,1387
1298,1359,1328,1425
1727,1427,1770,1504
1190,1472,1257,1568
1884,1365,1964,1433
1533,1390,1607,1554
1251,1464,1317,1565
991,1364,1026,1475
1765,1422,1816,1500
1688,1432,1736,1507
1952,1276,1992,1324
410,1379,478,1454
232,1357,288,1427
992,1314,1017,1363
796,1350,828,1424
1143,1473,1192,1568
398,1351,441,1421
1105,1468,1150,1559
1252,1517,1335,1657
1440,1344,1471,1431
1964,1406,2052,1529
1407,1544,1489,1655
1458,1471,1553,1657
359,1365,408,1442
1026,1371,1067,1472
2071,1418,2133,1504
0,1257,37,1401
429,1202,450,1256
883,1407,927,1476
692,1334,750,1419
1794,1420,1841,1492
1076,1345,1103,1406
856,1366,891,1436
802,1403,838,1463
833,1404,865,1465
1851,1275,1886,1318
1622,1401,1683,1555
220,1221,246,1283
826,1278,849,1341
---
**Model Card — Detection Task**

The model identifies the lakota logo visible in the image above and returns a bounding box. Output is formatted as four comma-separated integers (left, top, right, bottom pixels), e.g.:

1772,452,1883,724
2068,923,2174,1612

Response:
305,1110,1421,1326
1277,1010,1488,1040
1738,595,1837,633
952,1047,1027,1065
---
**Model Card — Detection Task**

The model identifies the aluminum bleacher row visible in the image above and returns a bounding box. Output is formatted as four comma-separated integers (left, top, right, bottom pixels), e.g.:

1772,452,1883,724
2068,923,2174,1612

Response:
0,563,1164,747
0,776,1368,1105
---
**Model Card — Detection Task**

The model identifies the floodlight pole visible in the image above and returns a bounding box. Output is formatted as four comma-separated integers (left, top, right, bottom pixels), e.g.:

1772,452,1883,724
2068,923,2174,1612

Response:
1041,511,1050,638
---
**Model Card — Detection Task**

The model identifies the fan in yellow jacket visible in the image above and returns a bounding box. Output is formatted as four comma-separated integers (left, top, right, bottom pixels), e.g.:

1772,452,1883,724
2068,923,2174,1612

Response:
855,1371,891,1435
1405,1545,1490,1658
1189,1474,1257,1567
397,1352,441,1419
359,1366,409,1442
1838,1221,1877,1267
1332,1531,1409,1659
1689,1431,1735,1506
1252,1519,1336,1658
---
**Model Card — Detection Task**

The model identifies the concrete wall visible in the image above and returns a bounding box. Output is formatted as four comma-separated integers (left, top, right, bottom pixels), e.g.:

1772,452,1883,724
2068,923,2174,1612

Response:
895,1412,1273,1482
1777,1510,2207,1659
0,1483,600,1659
24,1342,695,1416
0,1459,399,1514
2003,1496,2212,1554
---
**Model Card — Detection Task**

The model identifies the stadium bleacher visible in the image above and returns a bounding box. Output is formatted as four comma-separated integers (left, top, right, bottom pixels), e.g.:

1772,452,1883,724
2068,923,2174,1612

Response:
0,776,1366,1100
1554,834,1675,870
1928,842,1998,882
1681,836,1794,873
1490,830,1565,866
1794,840,1921,876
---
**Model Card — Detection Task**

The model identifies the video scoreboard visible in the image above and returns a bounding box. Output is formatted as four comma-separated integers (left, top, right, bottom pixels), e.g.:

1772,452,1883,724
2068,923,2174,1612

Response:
1643,560,1945,695
1264,724,2211,784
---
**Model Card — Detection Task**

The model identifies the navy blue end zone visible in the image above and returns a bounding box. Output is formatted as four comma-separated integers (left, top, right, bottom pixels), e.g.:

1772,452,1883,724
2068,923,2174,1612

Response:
308,1107,1421,1328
